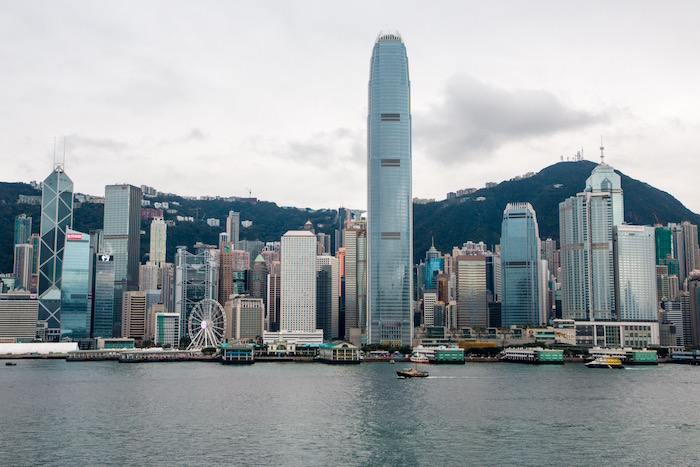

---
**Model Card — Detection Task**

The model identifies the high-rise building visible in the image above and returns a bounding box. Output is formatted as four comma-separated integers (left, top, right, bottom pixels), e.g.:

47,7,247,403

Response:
29,233,40,293
149,217,167,266
682,222,699,283
456,255,488,328
266,262,281,332
14,214,32,246
122,291,147,341
38,165,74,341
559,160,623,321
0,292,38,341
249,254,268,305
13,244,33,291
104,184,142,337
343,222,367,338
139,262,161,291
688,272,700,346
613,225,658,321
425,241,444,291
154,312,180,347
280,231,317,333
226,211,240,249
225,295,264,342
91,253,115,338
367,31,412,346
219,243,250,304
60,229,92,340
316,255,339,340
501,203,543,326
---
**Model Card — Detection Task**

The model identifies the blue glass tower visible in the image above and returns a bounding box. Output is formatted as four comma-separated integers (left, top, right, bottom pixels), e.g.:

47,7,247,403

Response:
501,203,542,326
367,31,413,345
60,229,92,340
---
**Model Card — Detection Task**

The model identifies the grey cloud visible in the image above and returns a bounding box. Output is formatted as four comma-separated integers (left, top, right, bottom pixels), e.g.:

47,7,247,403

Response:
415,74,607,163
183,128,206,142
65,134,130,152
287,128,364,165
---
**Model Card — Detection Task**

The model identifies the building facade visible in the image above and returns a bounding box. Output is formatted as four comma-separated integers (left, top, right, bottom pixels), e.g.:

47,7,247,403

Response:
149,217,167,266
37,165,74,340
613,225,658,321
367,32,413,345
60,229,92,340
501,203,542,326
281,231,317,333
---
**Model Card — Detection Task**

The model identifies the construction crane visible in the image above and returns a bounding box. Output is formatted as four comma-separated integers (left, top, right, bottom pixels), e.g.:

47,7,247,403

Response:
246,187,252,198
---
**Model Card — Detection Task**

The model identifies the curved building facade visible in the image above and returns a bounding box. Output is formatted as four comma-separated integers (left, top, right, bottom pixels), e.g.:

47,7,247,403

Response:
367,32,413,345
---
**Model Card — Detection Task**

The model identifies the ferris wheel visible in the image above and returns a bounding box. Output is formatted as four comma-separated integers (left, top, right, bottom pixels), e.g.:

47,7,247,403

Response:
187,298,226,350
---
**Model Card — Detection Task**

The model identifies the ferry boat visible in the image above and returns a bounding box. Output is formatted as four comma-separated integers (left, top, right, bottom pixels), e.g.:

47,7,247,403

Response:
409,354,429,364
396,367,429,378
585,356,624,369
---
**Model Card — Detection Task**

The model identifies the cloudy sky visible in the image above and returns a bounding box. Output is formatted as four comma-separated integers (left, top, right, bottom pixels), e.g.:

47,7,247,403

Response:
2,1,699,213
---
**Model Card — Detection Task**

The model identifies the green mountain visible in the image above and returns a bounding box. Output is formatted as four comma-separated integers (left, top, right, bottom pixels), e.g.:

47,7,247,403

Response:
414,160,700,258
1,160,699,273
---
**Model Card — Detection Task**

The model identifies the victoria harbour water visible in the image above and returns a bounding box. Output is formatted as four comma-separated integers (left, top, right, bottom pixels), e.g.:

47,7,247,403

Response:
2,360,700,466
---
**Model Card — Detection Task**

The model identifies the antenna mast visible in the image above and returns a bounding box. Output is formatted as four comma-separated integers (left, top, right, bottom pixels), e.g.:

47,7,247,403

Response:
599,135,605,164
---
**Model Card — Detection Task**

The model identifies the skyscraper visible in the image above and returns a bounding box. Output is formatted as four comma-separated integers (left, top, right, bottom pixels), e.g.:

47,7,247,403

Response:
559,160,624,321
501,203,543,326
149,217,167,266
316,254,339,340
226,211,240,249
343,222,367,338
175,247,218,341
13,244,33,291
456,255,488,328
280,230,317,333
14,214,32,246
367,31,413,346
104,184,142,337
91,253,115,338
613,225,658,321
60,229,92,340
38,165,74,341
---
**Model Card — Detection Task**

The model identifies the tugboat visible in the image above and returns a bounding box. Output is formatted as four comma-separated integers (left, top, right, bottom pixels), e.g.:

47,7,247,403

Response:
396,367,429,378
585,356,624,369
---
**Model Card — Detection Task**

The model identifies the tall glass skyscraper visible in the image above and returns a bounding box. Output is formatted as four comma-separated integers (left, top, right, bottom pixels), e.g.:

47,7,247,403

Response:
559,161,624,321
60,229,92,340
103,184,142,337
38,165,74,341
14,214,32,246
367,31,413,346
500,203,543,326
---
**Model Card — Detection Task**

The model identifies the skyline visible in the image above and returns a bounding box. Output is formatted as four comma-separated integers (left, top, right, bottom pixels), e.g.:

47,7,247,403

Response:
2,2,700,212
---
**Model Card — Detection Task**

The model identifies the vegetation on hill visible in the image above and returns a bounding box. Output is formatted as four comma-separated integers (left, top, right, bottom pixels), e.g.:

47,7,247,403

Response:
1,160,699,272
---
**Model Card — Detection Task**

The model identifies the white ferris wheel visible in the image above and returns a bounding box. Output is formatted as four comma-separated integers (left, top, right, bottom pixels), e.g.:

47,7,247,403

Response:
187,298,226,350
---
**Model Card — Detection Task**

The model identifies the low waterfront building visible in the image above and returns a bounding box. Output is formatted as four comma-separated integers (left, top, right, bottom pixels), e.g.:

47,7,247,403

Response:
574,321,659,348
96,337,135,350
262,329,324,345
434,346,465,363
220,342,254,364
265,339,296,355
0,342,78,355
0,292,38,341
317,341,360,364
499,347,564,364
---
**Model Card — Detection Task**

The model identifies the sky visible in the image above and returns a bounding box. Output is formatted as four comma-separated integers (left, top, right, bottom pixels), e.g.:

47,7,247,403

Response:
2,1,700,213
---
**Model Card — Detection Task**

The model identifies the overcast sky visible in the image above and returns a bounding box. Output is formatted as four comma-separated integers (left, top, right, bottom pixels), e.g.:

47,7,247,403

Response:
2,1,700,213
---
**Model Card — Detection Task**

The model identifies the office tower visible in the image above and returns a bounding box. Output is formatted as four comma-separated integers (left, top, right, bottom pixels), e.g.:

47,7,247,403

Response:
122,291,147,341
60,229,92,340
280,230,317,332
559,160,624,321
689,272,700,346
219,232,229,246
175,247,218,341
456,256,488,328
238,239,265,268
226,211,240,249
13,244,33,291
316,232,331,255
225,296,264,342
29,233,40,293
501,203,542,326
91,253,115,338
344,222,367,338
0,292,39,341
14,214,32,246
154,312,180,347
611,224,658,322
425,241,444,290
249,254,268,306
682,222,699,281
655,226,672,265
149,217,167,266
161,263,174,312
662,300,685,346
367,31,413,346
261,250,279,271
38,164,74,341
219,243,250,304
542,238,558,279
423,291,437,326
139,262,160,291
267,262,281,331
316,255,339,340
104,184,142,337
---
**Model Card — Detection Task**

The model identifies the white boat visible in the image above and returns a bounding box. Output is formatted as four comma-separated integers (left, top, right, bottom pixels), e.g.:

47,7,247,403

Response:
586,356,624,369
409,354,429,364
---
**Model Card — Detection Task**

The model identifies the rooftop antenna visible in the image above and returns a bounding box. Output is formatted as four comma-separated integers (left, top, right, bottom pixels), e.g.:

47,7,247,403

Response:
599,135,605,164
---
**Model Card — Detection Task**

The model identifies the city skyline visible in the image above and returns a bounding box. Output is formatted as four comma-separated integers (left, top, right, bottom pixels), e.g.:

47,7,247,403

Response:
2,2,700,213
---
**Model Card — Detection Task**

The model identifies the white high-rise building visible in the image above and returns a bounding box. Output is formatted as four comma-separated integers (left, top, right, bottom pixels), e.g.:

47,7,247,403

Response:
613,225,658,321
149,217,167,266
281,231,317,333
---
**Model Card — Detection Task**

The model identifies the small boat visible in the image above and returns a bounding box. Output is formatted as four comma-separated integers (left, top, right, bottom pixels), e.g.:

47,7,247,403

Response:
5,362,17,366
396,367,429,378
409,354,429,364
389,359,395,364
586,356,624,369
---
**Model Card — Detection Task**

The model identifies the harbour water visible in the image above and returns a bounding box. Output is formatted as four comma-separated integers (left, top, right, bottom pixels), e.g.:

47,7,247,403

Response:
2,360,700,466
